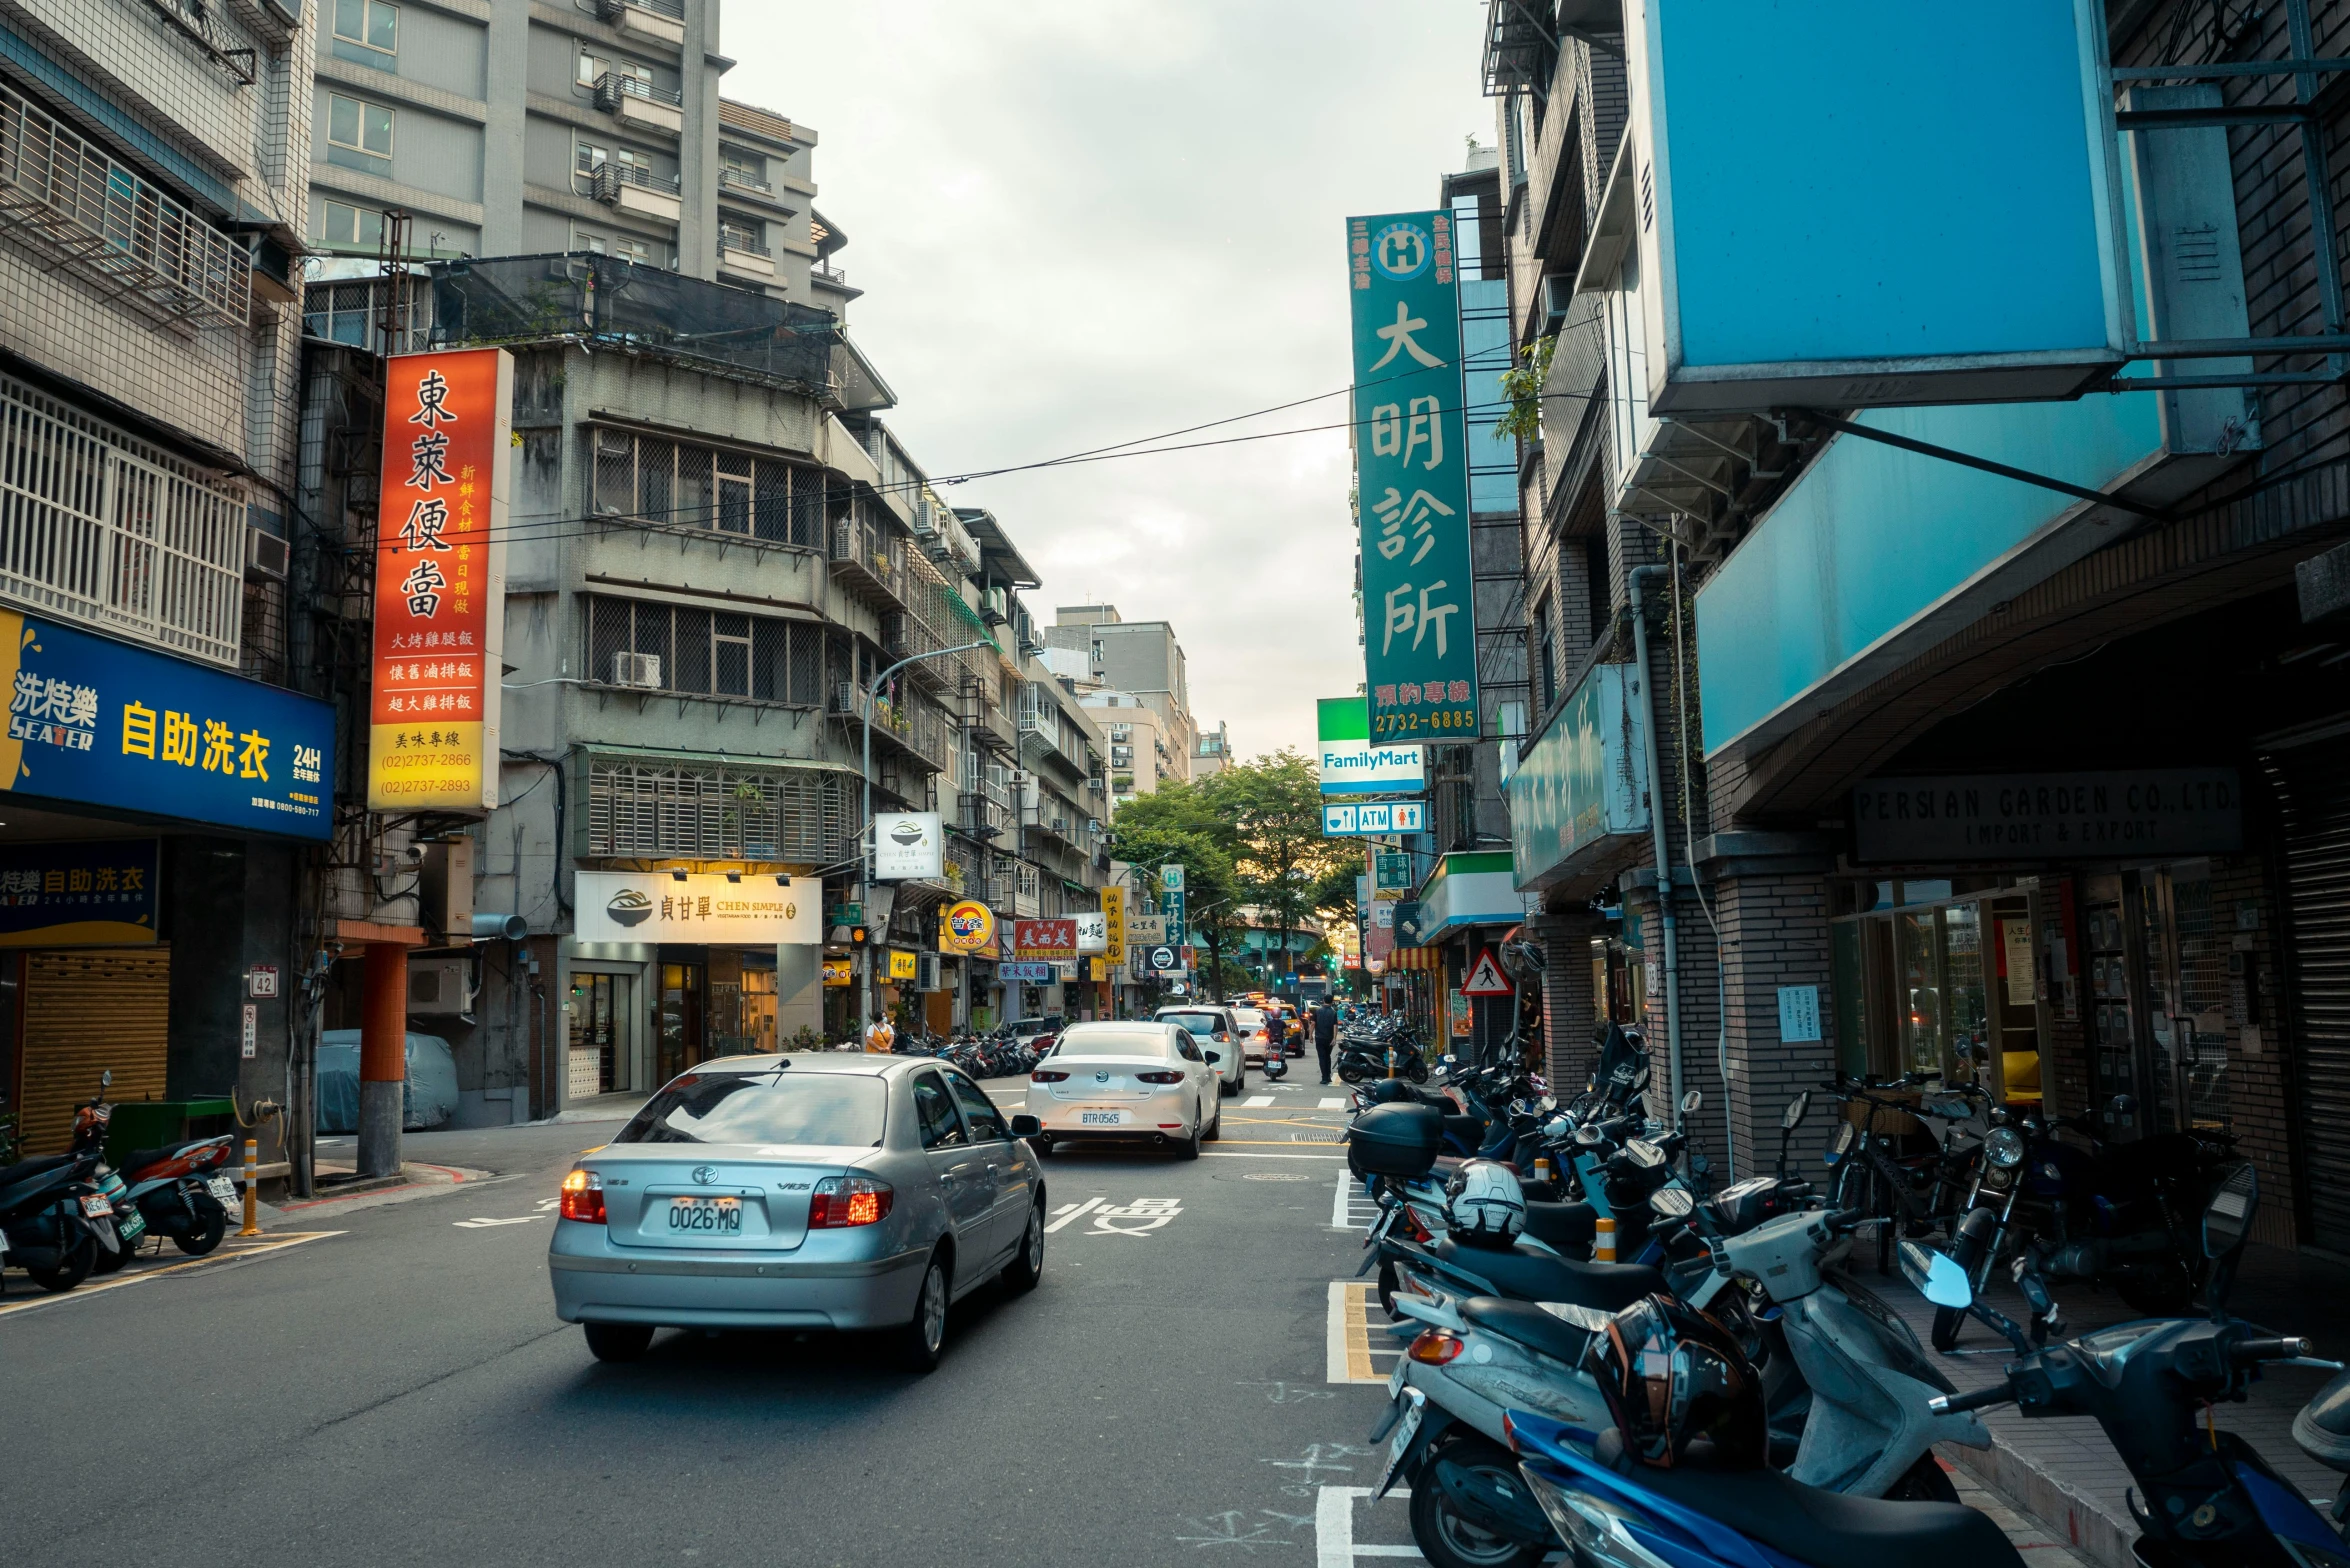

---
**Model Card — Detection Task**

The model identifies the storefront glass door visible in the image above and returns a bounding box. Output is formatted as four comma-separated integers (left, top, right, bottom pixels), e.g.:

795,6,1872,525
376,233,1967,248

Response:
568,972,629,1094
657,962,704,1082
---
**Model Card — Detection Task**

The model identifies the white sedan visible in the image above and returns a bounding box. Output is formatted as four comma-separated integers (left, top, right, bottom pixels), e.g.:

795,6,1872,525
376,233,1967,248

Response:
1230,1007,1274,1066
1026,1021,1222,1159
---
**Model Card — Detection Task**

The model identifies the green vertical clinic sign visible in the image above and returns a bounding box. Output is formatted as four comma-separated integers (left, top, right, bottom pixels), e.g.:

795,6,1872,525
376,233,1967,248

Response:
1348,210,1480,742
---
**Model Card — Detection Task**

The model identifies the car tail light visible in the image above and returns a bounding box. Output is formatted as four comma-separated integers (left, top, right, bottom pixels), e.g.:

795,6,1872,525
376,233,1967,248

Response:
1032,1069,1069,1083
1408,1330,1465,1366
559,1168,605,1223
1137,1070,1183,1084
809,1175,894,1228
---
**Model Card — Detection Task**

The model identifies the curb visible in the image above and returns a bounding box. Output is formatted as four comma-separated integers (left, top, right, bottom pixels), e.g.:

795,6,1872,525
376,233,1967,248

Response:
274,1162,495,1214
1939,1437,2131,1568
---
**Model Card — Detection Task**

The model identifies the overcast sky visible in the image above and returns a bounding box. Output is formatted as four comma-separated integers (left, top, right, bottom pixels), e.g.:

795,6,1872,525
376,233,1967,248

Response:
724,3,1490,764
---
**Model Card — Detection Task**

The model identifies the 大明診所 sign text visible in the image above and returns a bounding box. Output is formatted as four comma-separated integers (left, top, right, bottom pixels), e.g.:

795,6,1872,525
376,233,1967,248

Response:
0,614,331,839
1346,214,1479,742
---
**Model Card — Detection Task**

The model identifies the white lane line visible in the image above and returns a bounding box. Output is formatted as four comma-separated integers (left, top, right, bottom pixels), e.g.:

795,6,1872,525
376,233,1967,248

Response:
1320,1096,1346,1109
1044,1196,1103,1233
1316,1486,1421,1567
1331,1169,1355,1229
1243,1095,1276,1107
1200,1151,1346,1160
1325,1282,1352,1385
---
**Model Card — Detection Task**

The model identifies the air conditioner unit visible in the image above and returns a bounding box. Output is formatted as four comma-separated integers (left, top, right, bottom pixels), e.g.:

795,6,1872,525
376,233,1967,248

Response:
407,958,474,1016
831,680,861,716
916,951,940,992
245,526,289,581
1541,273,1574,333
595,428,632,458
613,651,662,689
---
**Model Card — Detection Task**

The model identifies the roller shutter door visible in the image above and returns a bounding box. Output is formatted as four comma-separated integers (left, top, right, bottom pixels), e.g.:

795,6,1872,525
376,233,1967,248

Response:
2269,738,2350,1251
17,947,170,1154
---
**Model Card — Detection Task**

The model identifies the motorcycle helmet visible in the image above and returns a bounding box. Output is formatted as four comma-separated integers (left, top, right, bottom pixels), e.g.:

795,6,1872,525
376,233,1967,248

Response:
1443,1159,1526,1248
1583,1294,1767,1470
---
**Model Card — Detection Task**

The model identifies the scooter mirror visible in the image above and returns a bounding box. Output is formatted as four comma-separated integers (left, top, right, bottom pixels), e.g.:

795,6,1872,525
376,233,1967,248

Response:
1898,1240,1973,1309
2203,1161,2259,1260
1680,1089,1702,1115
1782,1091,1810,1131
99,1069,111,1089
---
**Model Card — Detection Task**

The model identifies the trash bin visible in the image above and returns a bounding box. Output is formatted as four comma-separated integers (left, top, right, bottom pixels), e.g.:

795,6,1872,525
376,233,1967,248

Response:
105,1097,237,1167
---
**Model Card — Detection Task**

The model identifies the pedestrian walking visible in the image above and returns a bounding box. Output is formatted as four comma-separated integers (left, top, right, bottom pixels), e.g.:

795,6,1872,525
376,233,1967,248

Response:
1312,998,1338,1083
864,1012,896,1054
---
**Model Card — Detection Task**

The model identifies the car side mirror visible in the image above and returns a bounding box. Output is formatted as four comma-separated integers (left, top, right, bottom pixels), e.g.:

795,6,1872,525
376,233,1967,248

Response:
1010,1114,1043,1139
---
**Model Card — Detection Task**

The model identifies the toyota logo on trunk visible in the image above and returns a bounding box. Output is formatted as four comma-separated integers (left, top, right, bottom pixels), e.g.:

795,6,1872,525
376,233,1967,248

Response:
691,1165,718,1185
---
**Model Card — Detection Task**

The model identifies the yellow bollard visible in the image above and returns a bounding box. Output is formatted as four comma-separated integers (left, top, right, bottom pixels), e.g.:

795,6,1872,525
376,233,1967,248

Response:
1594,1214,1617,1264
238,1137,261,1237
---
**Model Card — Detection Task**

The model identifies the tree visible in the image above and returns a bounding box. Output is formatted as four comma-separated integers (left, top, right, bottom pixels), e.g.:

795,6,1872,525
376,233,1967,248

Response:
1104,780,1245,1001
1207,749,1350,994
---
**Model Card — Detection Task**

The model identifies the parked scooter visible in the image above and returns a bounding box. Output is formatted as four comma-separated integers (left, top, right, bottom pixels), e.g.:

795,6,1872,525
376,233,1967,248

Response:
1918,1163,2350,1568
0,1104,120,1294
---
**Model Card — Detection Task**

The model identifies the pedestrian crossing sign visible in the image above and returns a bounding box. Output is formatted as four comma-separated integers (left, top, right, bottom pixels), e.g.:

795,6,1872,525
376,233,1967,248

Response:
1460,947,1513,997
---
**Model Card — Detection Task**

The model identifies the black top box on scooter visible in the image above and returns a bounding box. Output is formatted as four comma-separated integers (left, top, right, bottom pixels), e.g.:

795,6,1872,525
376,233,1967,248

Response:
1346,1102,1445,1178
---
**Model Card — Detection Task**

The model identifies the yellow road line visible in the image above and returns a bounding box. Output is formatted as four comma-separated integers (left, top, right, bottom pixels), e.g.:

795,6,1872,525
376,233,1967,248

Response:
0,1230,342,1319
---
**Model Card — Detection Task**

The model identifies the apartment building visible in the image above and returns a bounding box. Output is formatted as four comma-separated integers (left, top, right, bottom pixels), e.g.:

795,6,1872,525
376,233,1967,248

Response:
1046,603,1200,780
1492,1,2350,1254
0,0,336,1165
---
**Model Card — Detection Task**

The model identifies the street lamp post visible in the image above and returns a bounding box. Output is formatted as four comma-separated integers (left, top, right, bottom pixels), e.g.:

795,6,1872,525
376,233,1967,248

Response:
859,639,990,1042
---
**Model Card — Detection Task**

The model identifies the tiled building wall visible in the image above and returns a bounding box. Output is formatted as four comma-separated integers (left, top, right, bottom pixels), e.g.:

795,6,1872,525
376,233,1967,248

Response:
2211,852,2299,1249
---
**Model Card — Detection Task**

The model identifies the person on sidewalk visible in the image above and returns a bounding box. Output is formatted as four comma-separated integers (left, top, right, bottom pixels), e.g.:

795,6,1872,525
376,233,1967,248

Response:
863,1012,896,1054
1311,998,1338,1083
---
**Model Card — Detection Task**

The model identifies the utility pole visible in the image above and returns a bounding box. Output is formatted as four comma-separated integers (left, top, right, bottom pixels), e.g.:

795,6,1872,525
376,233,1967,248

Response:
859,640,989,1039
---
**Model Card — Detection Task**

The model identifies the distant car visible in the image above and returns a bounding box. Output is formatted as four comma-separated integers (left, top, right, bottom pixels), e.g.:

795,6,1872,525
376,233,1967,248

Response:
548,1054,1046,1373
1230,1007,1275,1066
1027,1021,1220,1158
1153,1005,1246,1096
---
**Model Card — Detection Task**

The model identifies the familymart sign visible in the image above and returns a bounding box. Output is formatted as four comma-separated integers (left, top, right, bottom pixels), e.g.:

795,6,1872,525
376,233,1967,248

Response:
1319,696,1425,797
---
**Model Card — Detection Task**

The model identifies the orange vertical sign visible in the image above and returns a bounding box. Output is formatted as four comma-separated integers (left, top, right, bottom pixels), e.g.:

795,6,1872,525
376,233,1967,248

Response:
366,348,511,811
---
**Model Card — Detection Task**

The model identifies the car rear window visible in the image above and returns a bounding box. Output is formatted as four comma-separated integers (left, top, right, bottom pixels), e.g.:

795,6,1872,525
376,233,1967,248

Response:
614,1070,886,1146
1053,1027,1173,1059
1233,1008,1265,1027
1159,1012,1220,1035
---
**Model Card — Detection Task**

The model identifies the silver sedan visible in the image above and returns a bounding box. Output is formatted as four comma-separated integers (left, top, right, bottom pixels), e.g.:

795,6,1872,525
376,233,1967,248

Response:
548,1054,1045,1372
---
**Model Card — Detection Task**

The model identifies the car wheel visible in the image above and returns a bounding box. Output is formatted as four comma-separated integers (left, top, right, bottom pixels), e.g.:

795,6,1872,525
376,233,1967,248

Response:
1176,1118,1203,1160
1205,1102,1222,1141
1034,1135,1056,1158
584,1322,655,1363
1219,1073,1238,1097
1003,1201,1045,1293
896,1253,950,1372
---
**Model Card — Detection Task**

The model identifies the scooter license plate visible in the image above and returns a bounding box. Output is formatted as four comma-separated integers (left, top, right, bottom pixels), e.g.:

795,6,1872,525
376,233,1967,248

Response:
207,1176,238,1204
1376,1402,1423,1495
1387,1356,1407,1399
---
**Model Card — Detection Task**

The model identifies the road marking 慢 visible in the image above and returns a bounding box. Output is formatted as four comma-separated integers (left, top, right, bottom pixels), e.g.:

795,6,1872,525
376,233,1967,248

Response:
1044,1196,1102,1233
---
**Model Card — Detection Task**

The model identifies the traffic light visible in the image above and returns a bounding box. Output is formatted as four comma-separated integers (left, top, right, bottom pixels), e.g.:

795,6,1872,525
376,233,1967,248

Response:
849,925,870,946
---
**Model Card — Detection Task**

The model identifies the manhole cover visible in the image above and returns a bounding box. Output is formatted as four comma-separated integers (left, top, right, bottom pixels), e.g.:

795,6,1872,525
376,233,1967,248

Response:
1241,1172,1316,1182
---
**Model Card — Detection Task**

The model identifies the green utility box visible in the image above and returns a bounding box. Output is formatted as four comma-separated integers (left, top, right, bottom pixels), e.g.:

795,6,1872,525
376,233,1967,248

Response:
106,1098,237,1167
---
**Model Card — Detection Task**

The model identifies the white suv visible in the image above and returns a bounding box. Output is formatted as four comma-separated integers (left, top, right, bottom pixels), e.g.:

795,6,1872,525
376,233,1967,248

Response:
1152,1005,1246,1096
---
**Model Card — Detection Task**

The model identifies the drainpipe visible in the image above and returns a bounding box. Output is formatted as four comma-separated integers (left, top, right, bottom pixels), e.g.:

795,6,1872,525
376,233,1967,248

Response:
1627,566,1685,1122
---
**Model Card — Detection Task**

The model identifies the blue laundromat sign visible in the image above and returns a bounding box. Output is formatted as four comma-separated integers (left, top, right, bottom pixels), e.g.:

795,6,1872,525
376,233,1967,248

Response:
0,612,334,840
0,838,159,946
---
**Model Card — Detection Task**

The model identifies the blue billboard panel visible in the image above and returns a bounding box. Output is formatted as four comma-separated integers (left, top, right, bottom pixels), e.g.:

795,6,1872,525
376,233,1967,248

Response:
0,612,334,839
0,839,160,945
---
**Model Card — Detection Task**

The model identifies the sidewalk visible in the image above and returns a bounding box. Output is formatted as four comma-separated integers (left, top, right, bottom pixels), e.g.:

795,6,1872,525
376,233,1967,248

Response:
1869,1243,2347,1568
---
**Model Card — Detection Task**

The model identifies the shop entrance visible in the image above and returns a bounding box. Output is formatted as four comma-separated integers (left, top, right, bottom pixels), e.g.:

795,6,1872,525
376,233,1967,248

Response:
2081,864,2232,1141
1830,879,2041,1104
656,960,704,1083
567,971,633,1096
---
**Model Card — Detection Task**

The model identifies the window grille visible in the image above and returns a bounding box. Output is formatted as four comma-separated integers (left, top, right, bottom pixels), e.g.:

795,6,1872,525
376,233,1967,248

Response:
590,426,820,546
585,595,823,705
586,755,852,861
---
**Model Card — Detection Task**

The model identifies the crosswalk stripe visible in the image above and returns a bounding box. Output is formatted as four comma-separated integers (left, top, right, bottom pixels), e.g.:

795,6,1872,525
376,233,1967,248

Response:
1243,1094,1275,1107
1320,1096,1345,1109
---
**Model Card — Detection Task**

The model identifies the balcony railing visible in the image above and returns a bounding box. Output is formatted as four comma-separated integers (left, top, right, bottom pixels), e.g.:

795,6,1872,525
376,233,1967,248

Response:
814,259,848,286
719,167,774,196
595,72,684,113
590,163,682,214
717,227,772,259
0,372,246,667
866,692,953,776
958,791,1010,840
0,82,248,327
827,515,906,607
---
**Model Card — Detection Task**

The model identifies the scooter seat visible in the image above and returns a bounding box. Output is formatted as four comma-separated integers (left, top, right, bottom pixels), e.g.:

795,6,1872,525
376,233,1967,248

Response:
1430,1236,1663,1311
1624,1451,2023,1568
1441,1113,1485,1148
0,1153,77,1192
1522,1199,1597,1255
1459,1295,1593,1367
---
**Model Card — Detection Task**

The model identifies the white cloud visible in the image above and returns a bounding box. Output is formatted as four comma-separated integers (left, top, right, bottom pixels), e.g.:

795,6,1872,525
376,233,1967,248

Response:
722,0,1487,761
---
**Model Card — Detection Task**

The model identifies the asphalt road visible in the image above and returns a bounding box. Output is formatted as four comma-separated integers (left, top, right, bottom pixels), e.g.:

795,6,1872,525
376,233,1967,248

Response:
3,1071,1431,1566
